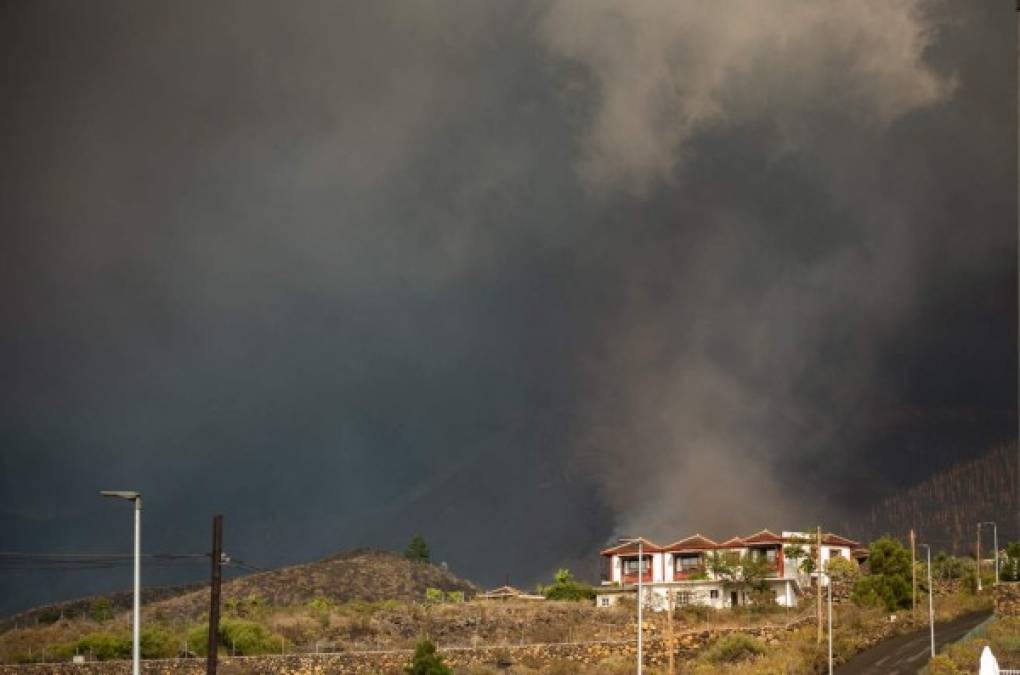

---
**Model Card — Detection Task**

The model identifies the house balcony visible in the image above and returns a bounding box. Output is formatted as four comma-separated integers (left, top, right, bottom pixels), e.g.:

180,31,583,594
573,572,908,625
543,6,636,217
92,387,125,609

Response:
673,567,708,581
622,572,653,584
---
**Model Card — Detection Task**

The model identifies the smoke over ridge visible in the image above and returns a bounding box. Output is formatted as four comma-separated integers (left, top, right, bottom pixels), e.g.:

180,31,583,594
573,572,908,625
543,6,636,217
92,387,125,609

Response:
538,0,1002,540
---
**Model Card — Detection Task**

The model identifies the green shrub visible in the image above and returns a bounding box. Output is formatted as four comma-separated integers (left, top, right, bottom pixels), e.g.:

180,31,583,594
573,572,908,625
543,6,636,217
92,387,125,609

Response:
70,632,132,660
186,618,284,656
446,591,464,603
852,574,910,612
140,626,177,658
702,632,767,663
37,608,61,625
405,638,451,675
425,587,444,604
926,654,961,675
88,598,114,622
308,596,334,612
541,569,596,602
852,536,912,611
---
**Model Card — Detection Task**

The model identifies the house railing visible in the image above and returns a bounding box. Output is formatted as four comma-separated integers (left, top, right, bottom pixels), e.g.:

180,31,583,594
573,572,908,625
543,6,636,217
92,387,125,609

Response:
673,567,708,581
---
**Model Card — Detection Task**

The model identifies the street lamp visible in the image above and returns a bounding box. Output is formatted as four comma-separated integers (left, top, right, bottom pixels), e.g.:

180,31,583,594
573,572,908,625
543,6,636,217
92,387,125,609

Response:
918,543,935,658
100,490,141,675
980,522,999,586
618,537,645,675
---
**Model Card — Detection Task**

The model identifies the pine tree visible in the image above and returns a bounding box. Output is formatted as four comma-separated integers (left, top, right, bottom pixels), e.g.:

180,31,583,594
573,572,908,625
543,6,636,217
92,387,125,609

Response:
405,534,430,562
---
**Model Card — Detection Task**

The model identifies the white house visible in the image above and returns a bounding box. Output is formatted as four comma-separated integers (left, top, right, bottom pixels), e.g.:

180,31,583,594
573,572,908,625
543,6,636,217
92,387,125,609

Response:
596,529,863,611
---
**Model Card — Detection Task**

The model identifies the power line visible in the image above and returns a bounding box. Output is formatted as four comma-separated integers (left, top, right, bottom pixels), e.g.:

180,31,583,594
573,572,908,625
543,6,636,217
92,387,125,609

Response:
0,551,264,574
0,552,211,572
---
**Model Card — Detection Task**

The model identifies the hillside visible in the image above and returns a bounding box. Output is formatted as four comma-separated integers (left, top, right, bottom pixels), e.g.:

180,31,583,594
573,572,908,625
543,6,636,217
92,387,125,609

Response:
0,583,203,634
859,442,1018,552
1,549,478,632
153,548,480,619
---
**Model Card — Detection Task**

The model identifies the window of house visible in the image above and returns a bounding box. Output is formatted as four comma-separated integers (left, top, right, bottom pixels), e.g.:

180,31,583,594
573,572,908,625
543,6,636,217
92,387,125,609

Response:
623,557,649,573
600,597,610,607
766,548,777,564
676,555,701,572
710,589,719,599
676,591,692,606
829,548,843,558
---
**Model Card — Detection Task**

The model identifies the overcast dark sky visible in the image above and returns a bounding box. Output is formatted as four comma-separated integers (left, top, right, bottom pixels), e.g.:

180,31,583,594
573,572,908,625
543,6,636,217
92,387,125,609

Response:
1,1,1016,615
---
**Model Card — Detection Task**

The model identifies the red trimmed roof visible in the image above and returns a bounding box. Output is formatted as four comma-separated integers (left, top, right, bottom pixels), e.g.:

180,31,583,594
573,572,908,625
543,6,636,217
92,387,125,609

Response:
600,537,662,556
716,537,745,548
598,530,859,555
821,533,860,547
663,534,719,551
742,529,784,544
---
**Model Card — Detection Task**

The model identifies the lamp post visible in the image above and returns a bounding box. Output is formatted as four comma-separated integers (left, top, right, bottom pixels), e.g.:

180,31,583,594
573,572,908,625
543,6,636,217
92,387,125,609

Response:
918,543,934,658
618,537,645,675
100,490,142,675
980,522,999,586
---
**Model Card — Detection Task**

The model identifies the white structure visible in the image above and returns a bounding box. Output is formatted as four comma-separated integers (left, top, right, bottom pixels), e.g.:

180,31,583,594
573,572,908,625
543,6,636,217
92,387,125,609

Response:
596,529,863,611
980,645,1000,675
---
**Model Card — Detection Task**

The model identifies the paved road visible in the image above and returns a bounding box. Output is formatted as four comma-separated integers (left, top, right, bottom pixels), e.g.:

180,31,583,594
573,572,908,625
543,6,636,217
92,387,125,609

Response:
835,610,992,675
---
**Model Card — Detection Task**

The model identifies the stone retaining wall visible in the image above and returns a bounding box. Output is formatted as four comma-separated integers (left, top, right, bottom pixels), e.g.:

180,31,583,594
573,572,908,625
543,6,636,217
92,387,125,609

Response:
0,618,815,674
993,583,1020,616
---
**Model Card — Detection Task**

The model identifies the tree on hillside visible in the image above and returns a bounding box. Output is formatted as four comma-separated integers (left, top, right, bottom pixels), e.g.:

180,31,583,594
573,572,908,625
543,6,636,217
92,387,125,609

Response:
852,536,912,612
405,638,452,675
825,556,860,596
541,568,595,601
1002,542,1020,582
405,534,430,562
783,542,807,576
707,551,773,604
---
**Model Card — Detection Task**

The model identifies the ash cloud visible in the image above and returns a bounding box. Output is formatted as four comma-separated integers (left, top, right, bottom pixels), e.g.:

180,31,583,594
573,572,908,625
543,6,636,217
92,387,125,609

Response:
539,0,1012,540
539,0,953,193
0,0,1015,613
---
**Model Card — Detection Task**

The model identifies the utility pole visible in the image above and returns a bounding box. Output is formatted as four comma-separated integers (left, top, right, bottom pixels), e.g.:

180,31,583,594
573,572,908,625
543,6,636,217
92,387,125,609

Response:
993,522,999,586
827,571,833,675
207,514,224,675
637,538,644,675
618,537,645,675
910,529,917,617
666,589,675,675
816,526,823,644
980,522,1000,586
919,543,935,658
976,523,982,592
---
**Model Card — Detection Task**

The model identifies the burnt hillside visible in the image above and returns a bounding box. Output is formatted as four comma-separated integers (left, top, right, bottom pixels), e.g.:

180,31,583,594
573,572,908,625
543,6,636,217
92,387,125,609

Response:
858,443,1018,553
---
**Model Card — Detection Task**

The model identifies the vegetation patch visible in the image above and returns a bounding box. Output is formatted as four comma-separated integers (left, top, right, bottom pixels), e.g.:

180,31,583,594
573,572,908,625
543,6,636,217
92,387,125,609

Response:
701,632,767,663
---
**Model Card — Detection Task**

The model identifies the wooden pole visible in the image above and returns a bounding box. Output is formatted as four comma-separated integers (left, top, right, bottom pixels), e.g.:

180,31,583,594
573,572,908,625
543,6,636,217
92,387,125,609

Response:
666,589,675,675
207,514,223,675
910,529,917,618
816,526,823,644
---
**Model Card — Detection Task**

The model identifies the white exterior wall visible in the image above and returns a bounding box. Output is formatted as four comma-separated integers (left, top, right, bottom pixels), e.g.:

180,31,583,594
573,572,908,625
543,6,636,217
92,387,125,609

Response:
600,579,798,611
609,555,621,583
652,552,664,582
